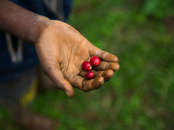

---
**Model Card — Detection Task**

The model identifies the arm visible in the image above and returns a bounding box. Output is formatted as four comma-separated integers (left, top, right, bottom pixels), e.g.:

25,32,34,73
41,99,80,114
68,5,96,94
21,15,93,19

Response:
0,0,49,43
0,0,119,97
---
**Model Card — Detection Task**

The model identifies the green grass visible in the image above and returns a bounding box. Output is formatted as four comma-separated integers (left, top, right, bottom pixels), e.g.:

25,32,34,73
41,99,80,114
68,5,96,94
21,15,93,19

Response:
1,0,174,130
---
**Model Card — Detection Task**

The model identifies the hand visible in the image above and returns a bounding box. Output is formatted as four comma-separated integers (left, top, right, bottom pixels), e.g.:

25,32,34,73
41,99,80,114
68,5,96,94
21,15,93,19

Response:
35,20,119,97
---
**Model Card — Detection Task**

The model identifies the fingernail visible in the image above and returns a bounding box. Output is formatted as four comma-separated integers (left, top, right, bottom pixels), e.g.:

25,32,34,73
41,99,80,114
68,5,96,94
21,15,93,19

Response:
114,56,119,62
66,90,74,97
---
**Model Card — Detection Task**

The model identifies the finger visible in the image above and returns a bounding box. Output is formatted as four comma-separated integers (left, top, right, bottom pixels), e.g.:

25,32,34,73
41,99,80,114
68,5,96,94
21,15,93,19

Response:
68,74,104,91
90,46,118,62
80,70,114,81
68,75,84,89
82,76,104,92
79,71,87,77
94,61,120,71
93,69,114,81
46,65,74,97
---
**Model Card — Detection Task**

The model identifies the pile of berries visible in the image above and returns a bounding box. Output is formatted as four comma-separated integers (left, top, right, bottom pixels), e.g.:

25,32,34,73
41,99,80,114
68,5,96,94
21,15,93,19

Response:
82,56,101,79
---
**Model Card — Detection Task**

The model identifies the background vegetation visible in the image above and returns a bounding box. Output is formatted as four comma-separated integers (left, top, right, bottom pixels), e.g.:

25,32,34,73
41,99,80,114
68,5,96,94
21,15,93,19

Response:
1,0,174,129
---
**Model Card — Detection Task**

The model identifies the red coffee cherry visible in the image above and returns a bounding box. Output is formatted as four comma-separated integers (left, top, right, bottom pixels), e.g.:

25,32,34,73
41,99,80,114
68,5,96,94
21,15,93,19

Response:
90,56,101,67
82,61,92,71
85,71,94,79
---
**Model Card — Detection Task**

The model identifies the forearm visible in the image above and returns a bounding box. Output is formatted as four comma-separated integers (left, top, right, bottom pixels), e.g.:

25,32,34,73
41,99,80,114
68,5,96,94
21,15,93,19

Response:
0,0,50,43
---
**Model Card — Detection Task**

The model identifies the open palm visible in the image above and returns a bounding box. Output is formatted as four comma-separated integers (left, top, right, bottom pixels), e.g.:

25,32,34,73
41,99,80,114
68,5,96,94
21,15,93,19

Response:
35,21,119,97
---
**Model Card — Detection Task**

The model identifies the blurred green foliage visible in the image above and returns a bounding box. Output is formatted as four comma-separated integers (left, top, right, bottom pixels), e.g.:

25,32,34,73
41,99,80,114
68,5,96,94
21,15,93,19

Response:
143,0,174,19
1,0,174,130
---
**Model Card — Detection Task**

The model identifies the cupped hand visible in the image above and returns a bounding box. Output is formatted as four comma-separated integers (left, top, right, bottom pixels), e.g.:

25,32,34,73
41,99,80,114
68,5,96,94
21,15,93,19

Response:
35,20,119,97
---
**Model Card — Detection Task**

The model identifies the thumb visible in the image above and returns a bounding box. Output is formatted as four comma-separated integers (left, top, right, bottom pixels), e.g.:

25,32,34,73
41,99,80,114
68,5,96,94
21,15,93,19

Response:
46,65,74,97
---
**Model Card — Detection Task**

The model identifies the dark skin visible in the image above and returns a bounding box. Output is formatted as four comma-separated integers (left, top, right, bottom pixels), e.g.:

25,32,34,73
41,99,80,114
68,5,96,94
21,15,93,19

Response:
0,0,119,97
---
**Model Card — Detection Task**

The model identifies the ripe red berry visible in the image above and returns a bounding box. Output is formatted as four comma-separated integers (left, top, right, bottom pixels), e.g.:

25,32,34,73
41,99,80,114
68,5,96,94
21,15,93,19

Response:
90,56,101,67
85,71,94,79
82,61,92,71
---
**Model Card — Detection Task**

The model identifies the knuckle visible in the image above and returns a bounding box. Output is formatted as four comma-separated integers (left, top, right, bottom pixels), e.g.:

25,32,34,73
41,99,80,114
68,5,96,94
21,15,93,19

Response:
110,63,119,71
83,88,90,92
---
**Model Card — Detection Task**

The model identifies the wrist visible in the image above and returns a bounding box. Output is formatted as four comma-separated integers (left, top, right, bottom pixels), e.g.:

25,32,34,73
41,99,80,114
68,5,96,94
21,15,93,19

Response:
36,20,66,44
31,16,51,44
